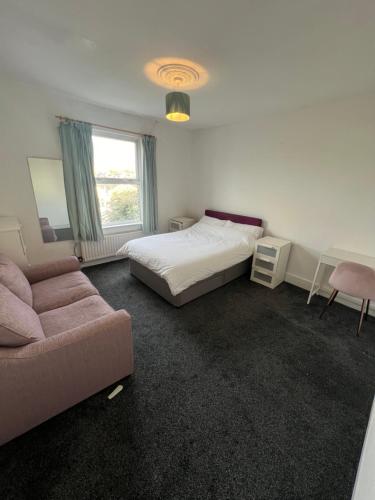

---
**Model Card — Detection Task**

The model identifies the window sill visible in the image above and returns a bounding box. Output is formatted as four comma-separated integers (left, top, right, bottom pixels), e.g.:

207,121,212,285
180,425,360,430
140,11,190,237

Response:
103,223,142,235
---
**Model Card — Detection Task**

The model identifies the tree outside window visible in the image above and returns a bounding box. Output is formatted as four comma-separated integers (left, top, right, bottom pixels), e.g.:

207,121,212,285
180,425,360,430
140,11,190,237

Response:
92,132,141,227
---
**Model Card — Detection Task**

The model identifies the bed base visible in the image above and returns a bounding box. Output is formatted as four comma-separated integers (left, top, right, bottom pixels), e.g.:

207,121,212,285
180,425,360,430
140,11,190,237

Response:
129,258,251,307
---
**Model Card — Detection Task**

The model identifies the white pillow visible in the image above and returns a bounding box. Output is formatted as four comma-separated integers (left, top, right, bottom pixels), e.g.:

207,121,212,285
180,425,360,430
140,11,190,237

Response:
225,220,264,239
199,215,227,226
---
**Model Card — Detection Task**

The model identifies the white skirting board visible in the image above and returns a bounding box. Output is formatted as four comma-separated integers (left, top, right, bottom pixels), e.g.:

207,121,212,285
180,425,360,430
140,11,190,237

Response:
285,272,375,317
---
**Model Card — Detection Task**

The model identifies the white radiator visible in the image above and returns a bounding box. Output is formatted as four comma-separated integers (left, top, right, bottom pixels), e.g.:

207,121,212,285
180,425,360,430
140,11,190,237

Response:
81,231,143,262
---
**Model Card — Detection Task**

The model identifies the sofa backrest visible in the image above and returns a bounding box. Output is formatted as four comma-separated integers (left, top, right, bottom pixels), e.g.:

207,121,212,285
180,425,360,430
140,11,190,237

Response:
0,253,33,307
0,283,45,347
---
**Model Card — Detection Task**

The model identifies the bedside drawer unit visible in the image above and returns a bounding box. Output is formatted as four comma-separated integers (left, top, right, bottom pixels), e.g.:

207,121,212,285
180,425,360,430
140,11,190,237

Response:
251,237,291,289
256,243,279,259
252,269,275,286
169,220,183,232
169,216,196,232
253,255,276,273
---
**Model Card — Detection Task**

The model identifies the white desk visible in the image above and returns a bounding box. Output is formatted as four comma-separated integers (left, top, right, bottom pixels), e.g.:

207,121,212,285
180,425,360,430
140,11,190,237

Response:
307,248,375,304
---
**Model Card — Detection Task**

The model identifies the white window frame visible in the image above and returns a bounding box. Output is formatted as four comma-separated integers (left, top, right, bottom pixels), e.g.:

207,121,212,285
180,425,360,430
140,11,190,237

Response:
92,127,143,233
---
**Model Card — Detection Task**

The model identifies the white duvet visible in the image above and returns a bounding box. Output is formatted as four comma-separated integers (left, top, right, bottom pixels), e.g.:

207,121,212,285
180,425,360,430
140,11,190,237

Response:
117,220,257,296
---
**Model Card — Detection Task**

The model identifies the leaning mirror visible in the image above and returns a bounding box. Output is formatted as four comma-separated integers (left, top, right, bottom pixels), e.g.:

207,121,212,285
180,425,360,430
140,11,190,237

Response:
28,157,73,242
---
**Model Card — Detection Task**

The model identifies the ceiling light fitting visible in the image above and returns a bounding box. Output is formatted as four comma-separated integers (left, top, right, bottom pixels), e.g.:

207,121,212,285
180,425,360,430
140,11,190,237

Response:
144,57,208,123
165,92,190,122
157,63,200,89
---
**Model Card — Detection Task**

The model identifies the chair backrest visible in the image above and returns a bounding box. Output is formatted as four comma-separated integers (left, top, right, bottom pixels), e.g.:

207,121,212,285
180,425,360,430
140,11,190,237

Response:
39,218,50,226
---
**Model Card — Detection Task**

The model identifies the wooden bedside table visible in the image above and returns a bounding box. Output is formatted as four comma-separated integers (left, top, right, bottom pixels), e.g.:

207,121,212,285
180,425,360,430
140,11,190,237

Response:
250,236,291,289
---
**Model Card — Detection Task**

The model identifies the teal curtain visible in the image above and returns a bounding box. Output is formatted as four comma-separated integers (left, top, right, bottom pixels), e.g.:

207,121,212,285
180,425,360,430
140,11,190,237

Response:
142,135,158,233
59,121,103,241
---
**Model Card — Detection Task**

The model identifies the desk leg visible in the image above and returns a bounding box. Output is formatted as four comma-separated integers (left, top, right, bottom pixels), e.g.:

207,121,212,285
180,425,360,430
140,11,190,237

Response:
307,260,323,304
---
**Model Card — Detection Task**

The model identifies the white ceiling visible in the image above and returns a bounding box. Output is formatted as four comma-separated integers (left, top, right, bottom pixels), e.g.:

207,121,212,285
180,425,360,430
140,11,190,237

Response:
1,0,375,129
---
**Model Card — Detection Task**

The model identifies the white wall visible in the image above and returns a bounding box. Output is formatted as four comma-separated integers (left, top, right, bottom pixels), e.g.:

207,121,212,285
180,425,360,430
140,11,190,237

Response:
1,71,374,294
190,94,375,288
0,75,192,264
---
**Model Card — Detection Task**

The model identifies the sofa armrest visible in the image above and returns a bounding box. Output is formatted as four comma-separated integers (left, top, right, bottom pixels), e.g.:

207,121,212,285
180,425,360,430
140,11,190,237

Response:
24,256,81,284
0,310,133,444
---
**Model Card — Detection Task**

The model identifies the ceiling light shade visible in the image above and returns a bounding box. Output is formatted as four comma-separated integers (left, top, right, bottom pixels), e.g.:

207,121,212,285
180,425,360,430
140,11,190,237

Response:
165,92,190,122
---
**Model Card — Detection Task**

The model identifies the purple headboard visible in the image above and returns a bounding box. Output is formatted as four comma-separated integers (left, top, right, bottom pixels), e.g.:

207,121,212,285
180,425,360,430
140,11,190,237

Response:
205,209,262,227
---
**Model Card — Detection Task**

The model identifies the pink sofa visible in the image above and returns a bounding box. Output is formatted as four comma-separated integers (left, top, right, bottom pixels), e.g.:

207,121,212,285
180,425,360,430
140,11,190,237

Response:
0,254,133,445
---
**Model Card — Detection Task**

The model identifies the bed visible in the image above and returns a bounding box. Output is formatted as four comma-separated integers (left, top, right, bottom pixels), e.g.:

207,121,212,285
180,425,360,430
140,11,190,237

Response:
117,209,263,307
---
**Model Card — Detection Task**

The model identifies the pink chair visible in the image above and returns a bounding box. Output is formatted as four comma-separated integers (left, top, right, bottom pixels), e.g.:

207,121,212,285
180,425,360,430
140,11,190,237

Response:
320,261,375,336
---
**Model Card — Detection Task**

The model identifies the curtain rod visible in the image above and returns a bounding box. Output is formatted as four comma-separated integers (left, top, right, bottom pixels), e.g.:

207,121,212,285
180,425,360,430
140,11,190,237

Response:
55,115,155,138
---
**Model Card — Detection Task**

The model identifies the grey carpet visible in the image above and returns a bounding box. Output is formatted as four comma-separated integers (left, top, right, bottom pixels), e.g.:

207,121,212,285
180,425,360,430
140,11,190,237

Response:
1,259,375,500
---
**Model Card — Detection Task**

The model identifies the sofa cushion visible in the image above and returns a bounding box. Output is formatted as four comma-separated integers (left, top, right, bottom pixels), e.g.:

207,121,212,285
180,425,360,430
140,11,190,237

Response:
39,295,114,337
0,284,45,347
0,254,33,307
32,271,98,314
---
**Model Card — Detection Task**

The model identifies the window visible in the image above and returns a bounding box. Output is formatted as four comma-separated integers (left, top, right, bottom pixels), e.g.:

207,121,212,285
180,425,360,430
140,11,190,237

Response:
92,129,142,228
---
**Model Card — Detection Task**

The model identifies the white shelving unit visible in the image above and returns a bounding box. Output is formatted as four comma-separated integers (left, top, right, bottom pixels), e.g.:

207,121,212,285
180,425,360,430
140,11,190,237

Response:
0,216,28,268
250,236,291,289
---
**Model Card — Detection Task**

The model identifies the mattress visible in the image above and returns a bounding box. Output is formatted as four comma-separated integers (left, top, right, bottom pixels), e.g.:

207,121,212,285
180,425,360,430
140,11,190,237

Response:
117,218,257,296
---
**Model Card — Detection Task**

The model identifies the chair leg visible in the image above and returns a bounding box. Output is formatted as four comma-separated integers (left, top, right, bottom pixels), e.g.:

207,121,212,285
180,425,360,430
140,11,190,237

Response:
320,289,338,319
357,299,367,337
365,300,370,321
